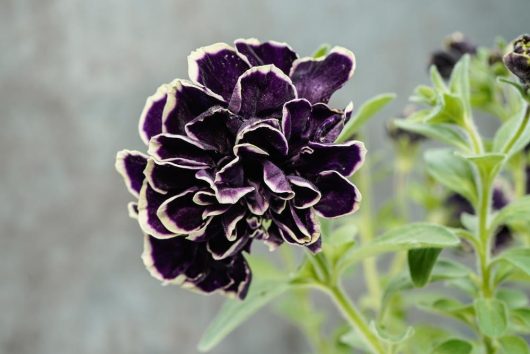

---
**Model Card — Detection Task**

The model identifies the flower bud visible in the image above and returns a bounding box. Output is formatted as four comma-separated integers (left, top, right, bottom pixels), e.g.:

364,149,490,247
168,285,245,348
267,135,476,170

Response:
503,34,530,86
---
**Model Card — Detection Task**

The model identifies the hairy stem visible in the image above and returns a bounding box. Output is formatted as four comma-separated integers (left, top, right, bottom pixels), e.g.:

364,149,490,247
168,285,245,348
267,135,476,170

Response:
325,284,386,354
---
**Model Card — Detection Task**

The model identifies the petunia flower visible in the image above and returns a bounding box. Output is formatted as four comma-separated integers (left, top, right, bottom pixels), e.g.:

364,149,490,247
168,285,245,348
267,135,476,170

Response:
429,32,477,79
116,39,365,299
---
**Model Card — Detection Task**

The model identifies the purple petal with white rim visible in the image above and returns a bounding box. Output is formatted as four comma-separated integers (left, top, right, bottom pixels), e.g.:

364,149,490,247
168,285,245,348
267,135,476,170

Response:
148,133,215,167
157,188,209,235
306,237,322,253
275,204,320,245
313,171,361,218
287,176,321,208
236,122,289,157
229,65,296,118
262,160,294,199
213,158,255,204
223,255,252,299
188,43,250,101
137,182,176,239
290,47,355,103
234,38,298,75
142,234,196,284
138,84,170,144
115,150,148,197
298,141,366,177
281,98,311,141
244,180,270,215
221,206,246,241
207,232,249,260
185,106,240,153
127,202,139,219
162,80,225,135
144,159,203,194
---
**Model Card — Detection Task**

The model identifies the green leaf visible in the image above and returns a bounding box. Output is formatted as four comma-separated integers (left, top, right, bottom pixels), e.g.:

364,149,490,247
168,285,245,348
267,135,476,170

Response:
430,65,447,92
495,248,530,277
493,104,530,157
491,196,530,231
424,148,477,204
338,223,459,271
198,279,290,351
415,294,475,325
431,339,473,354
411,85,437,105
426,93,465,125
369,322,415,344
499,335,530,354
408,248,442,287
463,153,505,182
511,308,530,333
394,119,470,151
496,288,529,309
336,93,396,142
312,43,331,58
449,55,472,117
474,298,509,338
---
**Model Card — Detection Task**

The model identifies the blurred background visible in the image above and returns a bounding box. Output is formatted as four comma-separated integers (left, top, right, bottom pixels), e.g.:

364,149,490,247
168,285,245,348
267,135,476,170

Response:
1,0,529,353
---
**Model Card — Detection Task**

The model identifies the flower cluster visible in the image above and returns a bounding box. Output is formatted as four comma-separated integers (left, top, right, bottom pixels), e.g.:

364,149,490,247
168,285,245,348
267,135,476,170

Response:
116,39,365,299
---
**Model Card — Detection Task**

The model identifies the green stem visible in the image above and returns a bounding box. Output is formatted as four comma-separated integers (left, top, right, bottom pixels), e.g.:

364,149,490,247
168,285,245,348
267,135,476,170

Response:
325,284,386,354
477,172,494,298
464,119,484,154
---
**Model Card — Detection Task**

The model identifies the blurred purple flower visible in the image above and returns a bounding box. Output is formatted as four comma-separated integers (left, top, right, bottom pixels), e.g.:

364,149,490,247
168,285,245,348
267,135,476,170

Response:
503,34,530,88
429,32,477,79
116,39,365,299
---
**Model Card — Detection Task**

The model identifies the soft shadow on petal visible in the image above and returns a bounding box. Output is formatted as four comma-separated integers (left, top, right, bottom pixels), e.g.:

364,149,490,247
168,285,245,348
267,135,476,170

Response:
313,171,361,218
234,38,298,75
290,47,355,103
188,43,250,101
229,65,296,118
115,150,148,197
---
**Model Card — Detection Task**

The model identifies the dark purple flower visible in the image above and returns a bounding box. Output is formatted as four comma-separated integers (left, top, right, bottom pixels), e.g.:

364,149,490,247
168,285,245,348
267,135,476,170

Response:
386,106,425,145
429,32,477,79
503,34,530,88
116,39,364,299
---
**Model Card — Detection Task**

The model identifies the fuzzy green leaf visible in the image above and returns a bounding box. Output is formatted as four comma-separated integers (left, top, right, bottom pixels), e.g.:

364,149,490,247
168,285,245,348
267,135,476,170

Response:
408,248,442,287
336,93,396,142
424,148,477,204
495,248,530,277
474,298,509,338
499,335,530,354
198,268,290,352
394,120,470,150
431,339,473,354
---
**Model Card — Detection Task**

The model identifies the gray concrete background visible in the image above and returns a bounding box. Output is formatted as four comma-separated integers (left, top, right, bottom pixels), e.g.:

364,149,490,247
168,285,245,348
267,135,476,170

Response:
1,1,529,353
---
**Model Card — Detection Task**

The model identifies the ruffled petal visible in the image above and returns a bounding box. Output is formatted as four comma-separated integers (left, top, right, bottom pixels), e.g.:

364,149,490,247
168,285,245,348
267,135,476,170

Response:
287,176,321,208
236,121,289,157
137,182,177,239
142,234,196,284
144,158,203,194
188,43,250,101
313,171,361,218
213,158,255,204
184,106,241,153
281,98,311,141
162,80,225,135
290,47,355,103
234,38,298,75
157,188,209,235
298,141,366,177
262,160,294,199
138,84,170,144
229,65,296,118
115,150,148,197
148,133,215,167
222,255,252,299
